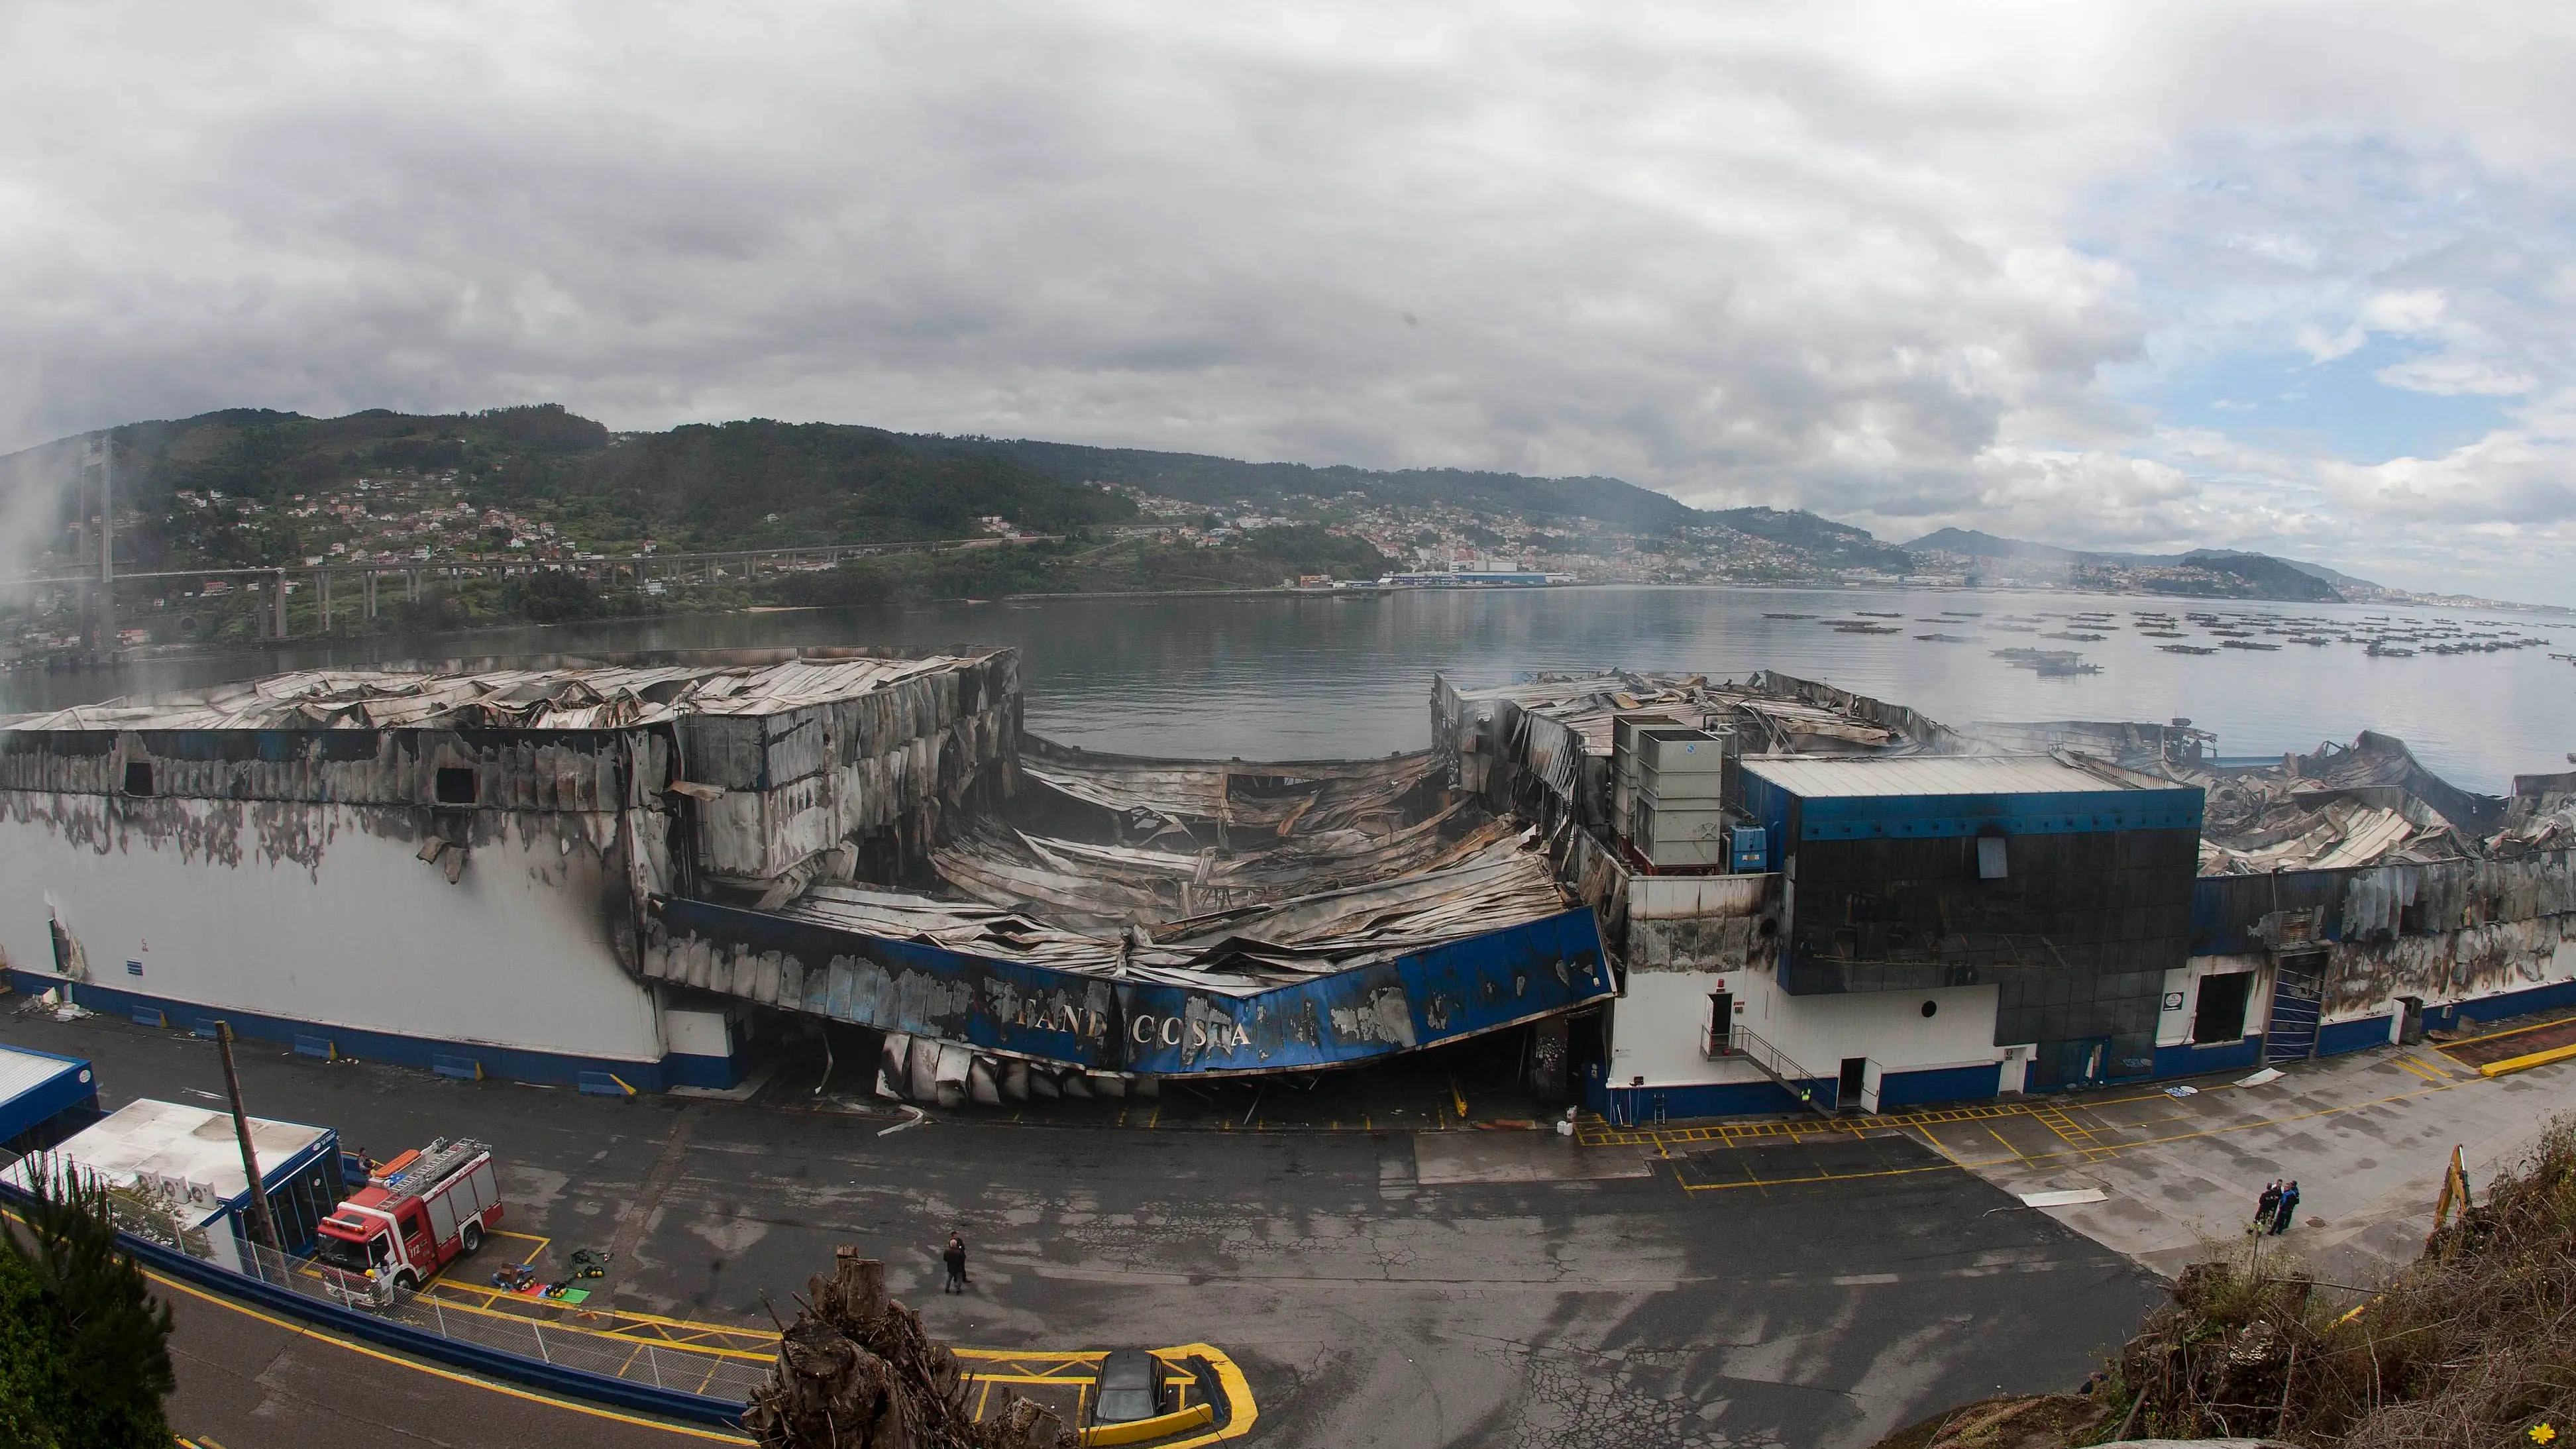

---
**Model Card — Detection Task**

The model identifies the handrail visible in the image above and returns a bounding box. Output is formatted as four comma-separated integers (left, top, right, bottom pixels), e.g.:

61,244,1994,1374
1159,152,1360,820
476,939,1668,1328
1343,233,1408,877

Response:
0,1181,748,1427
1725,1026,1837,1111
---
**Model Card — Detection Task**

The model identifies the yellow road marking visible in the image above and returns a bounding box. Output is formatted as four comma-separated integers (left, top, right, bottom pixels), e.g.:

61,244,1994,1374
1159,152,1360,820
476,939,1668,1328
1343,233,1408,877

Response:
1668,1077,2462,1189
2438,1012,2576,1050
2479,1040,2576,1078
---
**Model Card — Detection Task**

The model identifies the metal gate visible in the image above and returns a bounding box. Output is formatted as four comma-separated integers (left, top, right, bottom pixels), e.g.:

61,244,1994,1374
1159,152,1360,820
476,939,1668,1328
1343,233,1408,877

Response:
2265,952,2326,1063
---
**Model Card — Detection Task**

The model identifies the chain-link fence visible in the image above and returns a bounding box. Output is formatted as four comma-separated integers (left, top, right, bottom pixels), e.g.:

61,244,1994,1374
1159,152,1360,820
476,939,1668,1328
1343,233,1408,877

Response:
227,1235,771,1402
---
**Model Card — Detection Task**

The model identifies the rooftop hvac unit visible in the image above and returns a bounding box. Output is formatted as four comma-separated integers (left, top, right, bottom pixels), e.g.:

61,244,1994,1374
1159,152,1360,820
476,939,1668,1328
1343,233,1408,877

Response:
1610,714,1683,843
1635,726,1727,775
1636,725,1729,811
1633,798,1731,868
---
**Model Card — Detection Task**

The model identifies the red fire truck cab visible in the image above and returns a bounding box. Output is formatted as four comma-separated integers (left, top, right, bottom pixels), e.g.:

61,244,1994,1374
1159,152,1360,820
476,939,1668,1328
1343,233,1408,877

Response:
315,1137,502,1293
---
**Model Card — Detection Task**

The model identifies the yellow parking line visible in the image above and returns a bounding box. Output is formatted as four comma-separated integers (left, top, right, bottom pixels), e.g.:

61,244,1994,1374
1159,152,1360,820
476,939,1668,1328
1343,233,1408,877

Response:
2392,1054,2448,1084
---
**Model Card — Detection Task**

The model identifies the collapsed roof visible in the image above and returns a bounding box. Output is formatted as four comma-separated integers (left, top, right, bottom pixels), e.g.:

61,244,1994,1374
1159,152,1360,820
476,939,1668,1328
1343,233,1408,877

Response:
869,735,1575,989
1443,668,1973,757
0,649,998,732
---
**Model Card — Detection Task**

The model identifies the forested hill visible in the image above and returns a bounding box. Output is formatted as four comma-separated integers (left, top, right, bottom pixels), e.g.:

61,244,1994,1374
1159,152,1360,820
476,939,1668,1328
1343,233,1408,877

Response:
910,434,1913,572
8,407,1138,570
9,403,1910,579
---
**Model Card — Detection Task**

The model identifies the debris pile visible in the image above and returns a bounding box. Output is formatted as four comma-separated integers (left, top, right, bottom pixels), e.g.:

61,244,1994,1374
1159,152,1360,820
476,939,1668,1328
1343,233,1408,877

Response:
745,1248,1071,1449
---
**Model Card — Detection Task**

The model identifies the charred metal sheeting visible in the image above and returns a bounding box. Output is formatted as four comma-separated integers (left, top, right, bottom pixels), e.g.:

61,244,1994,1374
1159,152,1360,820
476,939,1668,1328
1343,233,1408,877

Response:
648,846,1574,991
2193,853,2576,956
1436,668,1978,835
928,810,1513,927
639,883,1609,1077
1015,737,1441,837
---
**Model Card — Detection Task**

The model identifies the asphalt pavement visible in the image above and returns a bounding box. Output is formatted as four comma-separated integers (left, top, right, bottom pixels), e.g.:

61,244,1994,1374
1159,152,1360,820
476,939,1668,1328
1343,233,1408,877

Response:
7,1005,2165,1449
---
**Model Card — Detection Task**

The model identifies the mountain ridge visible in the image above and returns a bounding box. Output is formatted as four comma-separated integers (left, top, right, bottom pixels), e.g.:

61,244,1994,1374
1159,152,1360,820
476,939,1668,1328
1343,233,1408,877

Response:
1904,526,2373,601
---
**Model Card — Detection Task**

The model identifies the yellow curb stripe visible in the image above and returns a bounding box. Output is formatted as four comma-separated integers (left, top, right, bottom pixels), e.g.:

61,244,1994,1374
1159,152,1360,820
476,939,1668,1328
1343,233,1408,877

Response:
2479,1041,2576,1078
2440,1012,2576,1049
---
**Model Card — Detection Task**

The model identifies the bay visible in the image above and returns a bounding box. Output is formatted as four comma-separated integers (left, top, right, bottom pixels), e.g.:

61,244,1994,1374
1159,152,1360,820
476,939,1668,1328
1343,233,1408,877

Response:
5,585,2568,791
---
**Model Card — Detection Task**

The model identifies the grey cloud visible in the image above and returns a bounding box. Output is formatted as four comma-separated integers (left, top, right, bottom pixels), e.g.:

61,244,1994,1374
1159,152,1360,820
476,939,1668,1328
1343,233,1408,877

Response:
5,3,2576,599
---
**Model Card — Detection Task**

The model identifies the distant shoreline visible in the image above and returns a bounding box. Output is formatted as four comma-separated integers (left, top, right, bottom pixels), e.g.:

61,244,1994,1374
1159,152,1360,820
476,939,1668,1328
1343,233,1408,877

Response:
12,576,2564,683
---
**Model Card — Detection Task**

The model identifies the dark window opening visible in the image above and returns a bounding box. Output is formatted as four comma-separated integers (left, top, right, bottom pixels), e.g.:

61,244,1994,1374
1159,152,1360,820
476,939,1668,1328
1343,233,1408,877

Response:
1920,999,1939,1018
2192,971,2253,1044
121,761,155,797
435,767,478,805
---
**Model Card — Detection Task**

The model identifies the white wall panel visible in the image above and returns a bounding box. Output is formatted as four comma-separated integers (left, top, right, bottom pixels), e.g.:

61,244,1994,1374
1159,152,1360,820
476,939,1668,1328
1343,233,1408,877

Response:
0,794,662,1064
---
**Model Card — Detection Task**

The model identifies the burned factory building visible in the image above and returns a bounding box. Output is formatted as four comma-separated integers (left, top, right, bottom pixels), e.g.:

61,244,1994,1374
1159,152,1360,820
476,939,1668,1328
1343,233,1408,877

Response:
1443,670,2576,1124
4,650,2570,1120
0,649,1018,1089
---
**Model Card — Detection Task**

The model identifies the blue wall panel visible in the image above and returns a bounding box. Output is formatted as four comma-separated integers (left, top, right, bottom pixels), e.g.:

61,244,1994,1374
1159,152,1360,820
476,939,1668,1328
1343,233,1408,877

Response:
6,971,674,1091
2316,1015,2394,1057
657,900,1613,1077
1593,1079,1801,1124
0,1045,97,1150
1792,788,2202,840
1877,1063,2002,1109
2151,1036,2262,1079
2426,979,2576,1036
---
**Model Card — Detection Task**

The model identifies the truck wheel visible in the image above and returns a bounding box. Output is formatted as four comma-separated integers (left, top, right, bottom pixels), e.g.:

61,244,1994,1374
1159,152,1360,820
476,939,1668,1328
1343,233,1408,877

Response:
394,1270,419,1293
460,1222,484,1256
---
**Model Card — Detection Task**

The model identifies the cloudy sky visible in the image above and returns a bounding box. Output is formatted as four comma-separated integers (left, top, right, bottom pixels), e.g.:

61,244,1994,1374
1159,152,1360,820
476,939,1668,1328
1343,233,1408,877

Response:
5,3,2574,602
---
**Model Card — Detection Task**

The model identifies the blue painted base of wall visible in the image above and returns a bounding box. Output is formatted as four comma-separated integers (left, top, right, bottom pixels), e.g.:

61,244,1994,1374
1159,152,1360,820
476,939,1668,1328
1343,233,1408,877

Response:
5,970,718,1094
1879,1063,2002,1109
1588,1062,2008,1123
1589,1079,1804,1124
2317,1014,2395,1057
661,1050,738,1090
2426,979,2576,1036
2153,1036,2262,1078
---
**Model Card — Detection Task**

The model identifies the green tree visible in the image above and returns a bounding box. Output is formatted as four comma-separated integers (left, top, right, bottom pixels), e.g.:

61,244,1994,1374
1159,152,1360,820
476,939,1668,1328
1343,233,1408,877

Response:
503,570,599,622
0,1156,175,1449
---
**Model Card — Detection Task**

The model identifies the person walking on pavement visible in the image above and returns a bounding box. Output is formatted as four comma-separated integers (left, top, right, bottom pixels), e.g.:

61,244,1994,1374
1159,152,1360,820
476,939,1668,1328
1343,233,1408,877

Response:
2255,1180,2281,1234
2271,1181,2300,1235
943,1232,970,1293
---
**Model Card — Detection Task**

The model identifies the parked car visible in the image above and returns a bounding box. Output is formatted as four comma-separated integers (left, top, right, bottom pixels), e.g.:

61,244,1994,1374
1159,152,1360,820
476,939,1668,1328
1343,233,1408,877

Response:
1091,1348,1165,1426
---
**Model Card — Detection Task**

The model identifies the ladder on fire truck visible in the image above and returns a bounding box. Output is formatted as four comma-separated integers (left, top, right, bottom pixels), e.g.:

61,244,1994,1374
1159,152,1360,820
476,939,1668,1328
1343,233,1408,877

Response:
376,1137,490,1194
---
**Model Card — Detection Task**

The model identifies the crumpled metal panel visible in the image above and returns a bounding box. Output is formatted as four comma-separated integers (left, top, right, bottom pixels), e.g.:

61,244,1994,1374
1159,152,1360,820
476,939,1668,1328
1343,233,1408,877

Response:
645,896,1610,1077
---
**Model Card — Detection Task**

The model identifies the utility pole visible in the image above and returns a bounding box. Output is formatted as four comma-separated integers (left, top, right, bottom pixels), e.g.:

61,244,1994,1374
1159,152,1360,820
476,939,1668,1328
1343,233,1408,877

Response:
215,1022,282,1261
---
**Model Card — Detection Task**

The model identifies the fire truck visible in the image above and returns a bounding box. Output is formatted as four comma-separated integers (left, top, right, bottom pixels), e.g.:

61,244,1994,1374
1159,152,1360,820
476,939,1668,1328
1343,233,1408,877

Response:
315,1138,503,1296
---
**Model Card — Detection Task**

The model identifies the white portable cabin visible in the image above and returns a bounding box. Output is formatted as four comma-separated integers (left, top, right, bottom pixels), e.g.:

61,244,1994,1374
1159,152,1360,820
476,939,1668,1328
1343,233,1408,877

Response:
4,1097,343,1270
